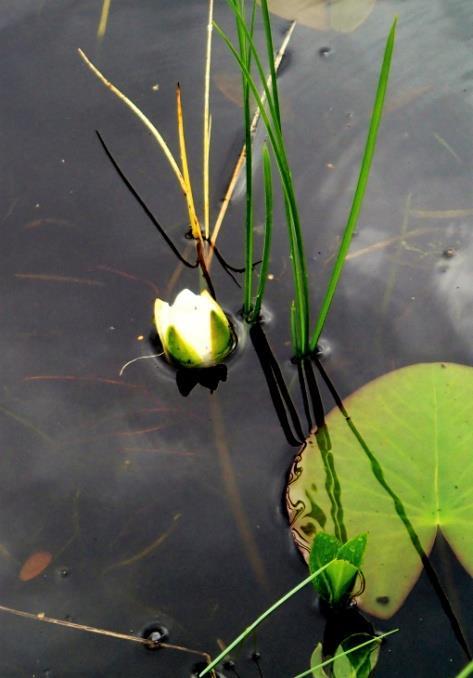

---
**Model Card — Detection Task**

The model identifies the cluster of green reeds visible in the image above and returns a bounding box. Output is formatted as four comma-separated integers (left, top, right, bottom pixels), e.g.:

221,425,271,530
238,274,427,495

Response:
216,0,396,357
82,0,395,361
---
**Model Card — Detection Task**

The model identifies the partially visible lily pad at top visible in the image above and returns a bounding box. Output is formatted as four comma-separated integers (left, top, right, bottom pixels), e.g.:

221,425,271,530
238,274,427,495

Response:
262,0,376,33
286,363,473,618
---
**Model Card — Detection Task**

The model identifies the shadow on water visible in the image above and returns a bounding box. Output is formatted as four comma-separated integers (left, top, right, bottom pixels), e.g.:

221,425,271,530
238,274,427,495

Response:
0,0,472,676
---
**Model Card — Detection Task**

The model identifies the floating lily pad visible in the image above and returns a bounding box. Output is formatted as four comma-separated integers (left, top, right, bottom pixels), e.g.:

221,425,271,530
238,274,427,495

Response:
286,363,473,618
264,0,376,33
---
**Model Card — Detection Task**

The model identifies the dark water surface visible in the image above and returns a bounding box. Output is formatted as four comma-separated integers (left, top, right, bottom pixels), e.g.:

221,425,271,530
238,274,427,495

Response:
0,1,472,676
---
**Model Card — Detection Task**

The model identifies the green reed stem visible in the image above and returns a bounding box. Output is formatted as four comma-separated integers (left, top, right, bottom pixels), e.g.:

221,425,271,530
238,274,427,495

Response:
236,0,256,317
292,629,399,678
218,2,310,355
259,0,281,129
252,144,273,319
310,19,397,351
198,561,334,677
456,660,473,678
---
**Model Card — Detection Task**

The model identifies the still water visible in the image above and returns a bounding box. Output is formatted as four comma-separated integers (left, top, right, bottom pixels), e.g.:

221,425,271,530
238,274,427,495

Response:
0,0,472,675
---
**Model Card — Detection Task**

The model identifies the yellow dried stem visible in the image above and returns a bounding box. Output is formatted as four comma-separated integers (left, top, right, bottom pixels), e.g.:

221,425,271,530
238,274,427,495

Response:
176,84,203,242
77,49,188,203
97,0,112,39
203,0,215,239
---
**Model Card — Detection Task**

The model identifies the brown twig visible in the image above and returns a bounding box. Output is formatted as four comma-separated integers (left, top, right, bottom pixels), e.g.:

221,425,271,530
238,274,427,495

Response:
0,603,215,672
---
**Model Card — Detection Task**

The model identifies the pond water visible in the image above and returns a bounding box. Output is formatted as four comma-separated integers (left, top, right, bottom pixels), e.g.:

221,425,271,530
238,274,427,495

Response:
0,0,472,676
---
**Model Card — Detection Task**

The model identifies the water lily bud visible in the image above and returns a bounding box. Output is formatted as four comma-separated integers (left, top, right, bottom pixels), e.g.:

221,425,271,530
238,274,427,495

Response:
154,289,233,368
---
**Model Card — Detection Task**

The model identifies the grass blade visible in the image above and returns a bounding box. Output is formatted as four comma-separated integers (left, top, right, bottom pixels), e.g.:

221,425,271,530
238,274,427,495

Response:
310,19,397,351
252,144,273,319
456,660,473,678
228,3,310,353
176,84,202,241
209,20,295,258
198,561,335,677
292,629,399,678
260,0,281,128
215,17,310,354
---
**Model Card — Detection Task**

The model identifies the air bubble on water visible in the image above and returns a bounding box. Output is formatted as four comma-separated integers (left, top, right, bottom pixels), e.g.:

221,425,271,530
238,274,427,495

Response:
141,623,169,650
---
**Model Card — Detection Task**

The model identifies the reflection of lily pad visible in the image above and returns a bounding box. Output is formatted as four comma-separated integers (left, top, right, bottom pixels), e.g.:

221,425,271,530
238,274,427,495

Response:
286,363,473,618
263,0,376,33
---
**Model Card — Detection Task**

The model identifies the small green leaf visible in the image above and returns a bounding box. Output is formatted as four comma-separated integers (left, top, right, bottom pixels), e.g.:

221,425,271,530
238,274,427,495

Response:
309,643,329,678
334,633,381,678
310,533,340,571
310,533,340,601
338,534,367,568
298,631,397,678
309,532,366,604
322,559,359,605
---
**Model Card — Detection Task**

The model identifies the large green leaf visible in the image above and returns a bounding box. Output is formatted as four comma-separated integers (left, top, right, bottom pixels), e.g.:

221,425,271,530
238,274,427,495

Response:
286,363,473,618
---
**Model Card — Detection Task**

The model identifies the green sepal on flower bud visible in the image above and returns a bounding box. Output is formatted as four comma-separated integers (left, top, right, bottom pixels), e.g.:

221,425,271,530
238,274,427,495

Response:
154,289,234,368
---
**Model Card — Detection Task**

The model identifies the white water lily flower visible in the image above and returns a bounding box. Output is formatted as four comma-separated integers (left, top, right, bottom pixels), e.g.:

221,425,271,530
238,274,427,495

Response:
154,289,233,368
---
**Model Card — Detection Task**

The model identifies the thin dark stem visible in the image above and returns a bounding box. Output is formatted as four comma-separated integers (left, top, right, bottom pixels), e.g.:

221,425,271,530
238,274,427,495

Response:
250,324,303,446
95,131,197,269
252,654,264,678
270,355,305,444
205,239,262,275
302,358,325,430
196,239,216,299
297,360,312,434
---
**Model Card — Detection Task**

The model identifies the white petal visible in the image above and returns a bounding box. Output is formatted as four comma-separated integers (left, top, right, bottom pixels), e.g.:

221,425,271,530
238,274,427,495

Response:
170,289,212,362
154,298,171,348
